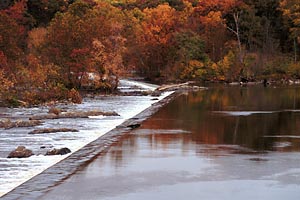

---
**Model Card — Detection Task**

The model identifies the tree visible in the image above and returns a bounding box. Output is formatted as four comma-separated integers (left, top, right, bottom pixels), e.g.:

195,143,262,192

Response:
136,4,177,78
0,12,25,72
199,11,228,61
167,31,208,80
27,0,73,26
42,0,126,89
280,0,300,62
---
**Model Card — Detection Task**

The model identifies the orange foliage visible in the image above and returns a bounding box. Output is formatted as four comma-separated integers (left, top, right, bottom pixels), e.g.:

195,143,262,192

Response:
27,28,47,53
0,69,14,96
195,0,240,14
141,4,177,45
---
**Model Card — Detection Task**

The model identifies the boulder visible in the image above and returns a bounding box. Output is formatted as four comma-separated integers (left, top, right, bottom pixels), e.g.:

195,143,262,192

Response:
127,123,141,129
45,147,71,156
151,90,162,97
7,146,34,158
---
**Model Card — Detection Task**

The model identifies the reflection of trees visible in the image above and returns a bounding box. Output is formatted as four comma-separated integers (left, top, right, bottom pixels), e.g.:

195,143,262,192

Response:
106,86,300,166
141,86,300,151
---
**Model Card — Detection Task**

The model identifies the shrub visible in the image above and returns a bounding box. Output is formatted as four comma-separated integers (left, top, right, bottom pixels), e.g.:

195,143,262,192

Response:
68,88,82,104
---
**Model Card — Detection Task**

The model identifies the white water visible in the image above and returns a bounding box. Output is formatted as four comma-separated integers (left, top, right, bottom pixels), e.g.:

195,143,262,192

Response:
0,80,172,197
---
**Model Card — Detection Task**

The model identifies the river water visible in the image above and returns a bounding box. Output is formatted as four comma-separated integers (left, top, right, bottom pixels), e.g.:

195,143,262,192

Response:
0,80,172,197
32,85,300,200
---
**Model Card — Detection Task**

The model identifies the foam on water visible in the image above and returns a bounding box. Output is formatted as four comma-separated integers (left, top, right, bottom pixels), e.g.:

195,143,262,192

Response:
212,111,276,116
264,135,300,139
0,80,173,197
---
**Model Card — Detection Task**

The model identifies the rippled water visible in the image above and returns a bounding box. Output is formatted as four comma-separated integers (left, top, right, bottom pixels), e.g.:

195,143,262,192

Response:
34,85,300,200
0,79,172,197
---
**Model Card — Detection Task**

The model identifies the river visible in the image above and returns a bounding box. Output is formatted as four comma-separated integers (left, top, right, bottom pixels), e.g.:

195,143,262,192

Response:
3,84,300,199
0,79,172,198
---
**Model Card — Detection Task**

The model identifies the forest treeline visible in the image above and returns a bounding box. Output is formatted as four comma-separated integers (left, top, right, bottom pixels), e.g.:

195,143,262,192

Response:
0,0,299,105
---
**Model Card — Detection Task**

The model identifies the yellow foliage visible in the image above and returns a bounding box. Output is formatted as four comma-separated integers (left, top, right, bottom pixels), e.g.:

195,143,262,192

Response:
0,69,14,95
180,60,205,79
27,28,47,52
220,51,235,70
200,11,225,28
288,62,300,78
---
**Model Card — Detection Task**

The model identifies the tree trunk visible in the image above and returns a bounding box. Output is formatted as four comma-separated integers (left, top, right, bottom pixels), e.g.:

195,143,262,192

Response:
294,38,298,63
233,13,243,63
227,12,243,63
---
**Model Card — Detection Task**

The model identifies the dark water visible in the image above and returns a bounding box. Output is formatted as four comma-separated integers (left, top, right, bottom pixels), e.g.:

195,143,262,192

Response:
152,85,300,152
28,86,300,199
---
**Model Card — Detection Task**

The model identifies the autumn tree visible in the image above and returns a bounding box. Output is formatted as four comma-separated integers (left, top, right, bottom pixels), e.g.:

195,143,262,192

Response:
42,0,126,89
0,11,25,73
135,4,178,79
280,0,300,62
199,11,228,61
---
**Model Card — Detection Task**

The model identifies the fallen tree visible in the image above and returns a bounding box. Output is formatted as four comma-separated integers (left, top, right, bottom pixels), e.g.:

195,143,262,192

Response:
28,128,79,134
156,82,207,92
29,110,119,120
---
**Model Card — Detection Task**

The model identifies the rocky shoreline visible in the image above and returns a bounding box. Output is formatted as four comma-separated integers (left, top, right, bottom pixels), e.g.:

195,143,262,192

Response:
1,89,183,200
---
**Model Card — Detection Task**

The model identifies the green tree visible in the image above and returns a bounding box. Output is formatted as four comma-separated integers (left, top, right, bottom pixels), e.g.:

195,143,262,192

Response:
167,31,208,80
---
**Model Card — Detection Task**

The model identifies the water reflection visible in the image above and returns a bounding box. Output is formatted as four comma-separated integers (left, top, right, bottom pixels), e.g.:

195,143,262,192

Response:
100,85,300,169
38,85,300,200
145,86,300,151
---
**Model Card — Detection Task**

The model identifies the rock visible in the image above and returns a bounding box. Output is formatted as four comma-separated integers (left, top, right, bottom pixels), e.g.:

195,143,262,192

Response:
48,107,62,115
45,147,71,156
29,128,79,134
127,123,141,129
151,90,162,97
7,146,34,158
0,119,43,129
249,158,268,162
40,145,53,149
29,114,58,120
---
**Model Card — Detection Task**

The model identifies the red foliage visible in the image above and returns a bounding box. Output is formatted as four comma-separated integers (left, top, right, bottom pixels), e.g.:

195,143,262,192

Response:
0,51,8,69
3,0,27,24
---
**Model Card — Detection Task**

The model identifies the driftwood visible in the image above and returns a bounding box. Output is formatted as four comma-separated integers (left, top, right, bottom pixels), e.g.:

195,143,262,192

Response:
156,82,206,92
118,90,153,96
28,128,79,134
0,119,43,129
29,110,119,120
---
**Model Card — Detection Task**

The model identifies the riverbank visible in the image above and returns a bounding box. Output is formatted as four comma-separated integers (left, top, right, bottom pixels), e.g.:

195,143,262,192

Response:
0,80,182,199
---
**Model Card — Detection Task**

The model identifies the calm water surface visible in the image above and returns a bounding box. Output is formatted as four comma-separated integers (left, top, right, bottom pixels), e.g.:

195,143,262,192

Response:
39,85,300,199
